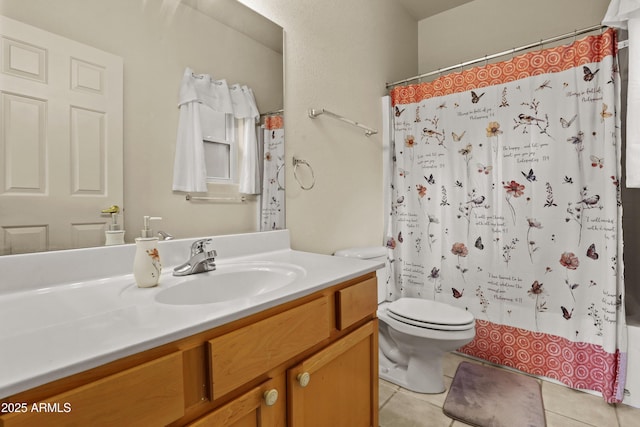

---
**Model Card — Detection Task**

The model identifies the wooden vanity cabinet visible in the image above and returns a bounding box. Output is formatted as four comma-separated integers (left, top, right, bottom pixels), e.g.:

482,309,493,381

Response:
0,273,378,427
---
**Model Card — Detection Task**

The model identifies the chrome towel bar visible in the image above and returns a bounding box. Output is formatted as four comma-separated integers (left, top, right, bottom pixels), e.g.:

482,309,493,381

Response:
308,108,377,137
185,194,247,203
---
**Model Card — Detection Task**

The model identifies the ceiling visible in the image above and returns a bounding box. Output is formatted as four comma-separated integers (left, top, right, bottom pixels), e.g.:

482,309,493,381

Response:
396,0,474,20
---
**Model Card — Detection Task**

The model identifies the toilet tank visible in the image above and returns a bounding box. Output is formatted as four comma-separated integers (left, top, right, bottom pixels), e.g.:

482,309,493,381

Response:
334,246,388,304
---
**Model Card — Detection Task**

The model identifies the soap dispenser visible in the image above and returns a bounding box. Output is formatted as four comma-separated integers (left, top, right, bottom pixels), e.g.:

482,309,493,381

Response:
105,212,125,245
134,216,162,288
102,205,125,246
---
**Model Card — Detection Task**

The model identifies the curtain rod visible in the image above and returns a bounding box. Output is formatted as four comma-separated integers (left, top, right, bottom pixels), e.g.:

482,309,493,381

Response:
260,109,284,117
386,24,607,89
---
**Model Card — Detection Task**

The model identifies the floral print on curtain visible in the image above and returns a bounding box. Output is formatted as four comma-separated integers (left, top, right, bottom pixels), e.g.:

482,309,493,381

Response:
387,29,626,402
261,115,285,231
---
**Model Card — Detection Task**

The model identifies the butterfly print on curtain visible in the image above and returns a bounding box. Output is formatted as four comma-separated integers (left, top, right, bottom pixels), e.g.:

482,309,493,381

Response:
387,29,625,403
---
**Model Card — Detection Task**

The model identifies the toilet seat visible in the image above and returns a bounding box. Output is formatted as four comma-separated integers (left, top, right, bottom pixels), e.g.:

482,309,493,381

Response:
386,298,474,331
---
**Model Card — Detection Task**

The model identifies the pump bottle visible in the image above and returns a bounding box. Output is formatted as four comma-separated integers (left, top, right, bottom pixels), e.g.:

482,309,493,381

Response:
105,212,125,245
133,216,162,288
101,205,125,245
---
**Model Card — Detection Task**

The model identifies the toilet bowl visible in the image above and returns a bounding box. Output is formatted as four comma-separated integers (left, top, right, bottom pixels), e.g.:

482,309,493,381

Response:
378,298,475,393
334,247,476,394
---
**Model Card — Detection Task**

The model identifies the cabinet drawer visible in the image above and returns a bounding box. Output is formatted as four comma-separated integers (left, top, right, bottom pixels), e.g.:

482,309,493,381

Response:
209,296,330,399
336,277,377,330
0,352,184,427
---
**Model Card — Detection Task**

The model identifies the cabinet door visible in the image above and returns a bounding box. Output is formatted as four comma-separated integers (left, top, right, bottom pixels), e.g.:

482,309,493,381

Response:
287,321,378,427
188,377,284,427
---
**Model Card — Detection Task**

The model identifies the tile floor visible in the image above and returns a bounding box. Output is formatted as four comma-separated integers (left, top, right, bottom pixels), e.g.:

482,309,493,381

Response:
379,352,640,427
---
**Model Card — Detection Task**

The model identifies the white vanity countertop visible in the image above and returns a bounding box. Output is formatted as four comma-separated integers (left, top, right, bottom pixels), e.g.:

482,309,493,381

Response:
0,230,383,398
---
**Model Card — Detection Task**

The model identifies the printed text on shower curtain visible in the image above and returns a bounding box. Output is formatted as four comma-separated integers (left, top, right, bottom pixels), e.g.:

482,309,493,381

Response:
387,29,626,402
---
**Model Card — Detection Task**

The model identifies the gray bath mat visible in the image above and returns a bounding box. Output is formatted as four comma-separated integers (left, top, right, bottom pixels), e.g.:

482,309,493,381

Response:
443,361,546,427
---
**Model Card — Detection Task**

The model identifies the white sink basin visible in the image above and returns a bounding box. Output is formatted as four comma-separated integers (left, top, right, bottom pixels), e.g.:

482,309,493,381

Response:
155,262,305,305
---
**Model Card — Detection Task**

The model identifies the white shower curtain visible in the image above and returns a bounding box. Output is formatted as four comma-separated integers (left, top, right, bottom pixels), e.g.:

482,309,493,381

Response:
260,115,285,230
386,29,626,402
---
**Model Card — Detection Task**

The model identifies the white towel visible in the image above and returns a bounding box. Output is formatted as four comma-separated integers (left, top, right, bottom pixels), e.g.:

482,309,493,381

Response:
603,0,640,27
603,0,640,187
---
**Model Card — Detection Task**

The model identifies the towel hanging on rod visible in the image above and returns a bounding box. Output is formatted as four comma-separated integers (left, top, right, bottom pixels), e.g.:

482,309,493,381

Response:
308,108,378,136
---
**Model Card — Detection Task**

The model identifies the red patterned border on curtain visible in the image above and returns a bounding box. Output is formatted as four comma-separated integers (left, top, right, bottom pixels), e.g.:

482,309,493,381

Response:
391,29,616,107
389,27,624,403
459,320,626,403
264,115,284,130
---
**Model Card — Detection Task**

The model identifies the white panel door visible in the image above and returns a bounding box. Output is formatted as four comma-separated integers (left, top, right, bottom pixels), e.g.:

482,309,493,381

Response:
0,15,123,255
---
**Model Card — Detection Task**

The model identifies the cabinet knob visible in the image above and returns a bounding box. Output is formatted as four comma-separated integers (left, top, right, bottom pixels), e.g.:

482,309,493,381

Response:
263,389,279,406
297,372,311,387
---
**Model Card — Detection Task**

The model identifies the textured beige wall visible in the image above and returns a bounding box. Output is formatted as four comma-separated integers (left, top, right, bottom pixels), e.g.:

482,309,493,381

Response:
239,0,418,254
418,0,611,74
0,0,283,241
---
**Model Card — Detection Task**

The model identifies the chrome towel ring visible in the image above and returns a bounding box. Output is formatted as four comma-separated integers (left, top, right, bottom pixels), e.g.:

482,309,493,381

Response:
292,157,315,190
276,163,285,191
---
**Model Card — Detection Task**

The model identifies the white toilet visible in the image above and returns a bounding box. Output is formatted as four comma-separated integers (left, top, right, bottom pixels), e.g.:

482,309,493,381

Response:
334,247,476,394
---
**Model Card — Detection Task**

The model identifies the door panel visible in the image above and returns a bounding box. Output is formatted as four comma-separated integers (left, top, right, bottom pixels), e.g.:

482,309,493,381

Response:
0,15,123,255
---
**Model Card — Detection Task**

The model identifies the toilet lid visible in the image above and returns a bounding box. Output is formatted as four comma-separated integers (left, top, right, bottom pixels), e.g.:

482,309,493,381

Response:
387,298,474,330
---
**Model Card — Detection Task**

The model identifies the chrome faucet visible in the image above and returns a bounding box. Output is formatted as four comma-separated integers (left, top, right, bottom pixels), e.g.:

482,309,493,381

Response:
158,230,174,241
173,239,217,276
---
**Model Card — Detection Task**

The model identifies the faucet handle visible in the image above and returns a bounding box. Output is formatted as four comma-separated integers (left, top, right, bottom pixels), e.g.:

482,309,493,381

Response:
190,238,214,256
205,249,217,261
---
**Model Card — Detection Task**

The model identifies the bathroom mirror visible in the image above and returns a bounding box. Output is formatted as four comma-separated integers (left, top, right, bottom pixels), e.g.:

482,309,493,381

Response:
0,0,284,255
